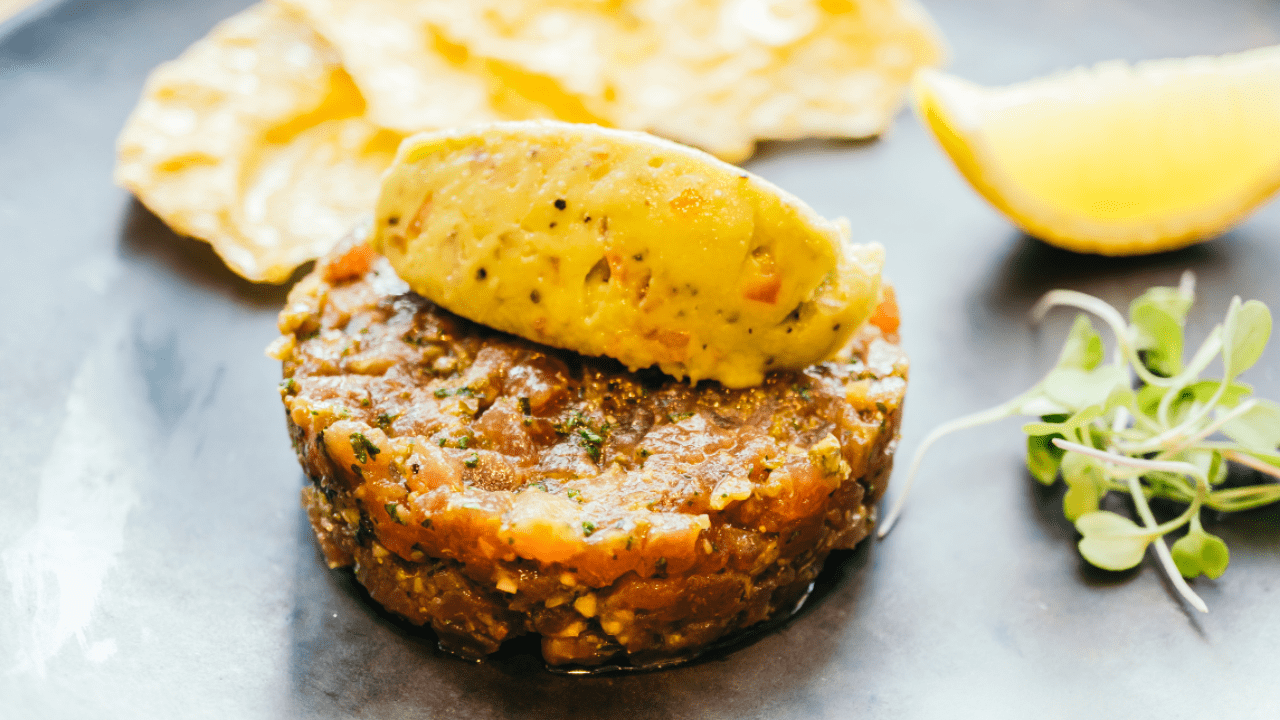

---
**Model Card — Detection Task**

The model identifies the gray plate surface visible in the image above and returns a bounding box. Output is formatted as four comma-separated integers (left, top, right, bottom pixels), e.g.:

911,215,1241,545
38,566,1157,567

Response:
2,0,1279,717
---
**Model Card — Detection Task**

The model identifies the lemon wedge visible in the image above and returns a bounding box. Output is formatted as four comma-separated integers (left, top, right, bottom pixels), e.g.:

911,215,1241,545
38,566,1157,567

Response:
914,46,1280,255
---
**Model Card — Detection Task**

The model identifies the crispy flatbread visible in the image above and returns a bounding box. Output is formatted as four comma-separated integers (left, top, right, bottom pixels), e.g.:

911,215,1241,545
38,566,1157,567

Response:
116,3,400,282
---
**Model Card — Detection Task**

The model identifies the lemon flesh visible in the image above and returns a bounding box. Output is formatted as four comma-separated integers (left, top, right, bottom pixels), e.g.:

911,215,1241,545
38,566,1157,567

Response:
915,46,1280,255
372,121,883,388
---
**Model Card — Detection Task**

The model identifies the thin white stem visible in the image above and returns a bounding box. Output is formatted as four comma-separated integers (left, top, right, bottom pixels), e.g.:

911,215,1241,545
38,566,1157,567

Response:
1054,438,1208,613
1208,484,1280,511
1111,406,1130,434
1153,331,1225,433
1167,399,1259,454
1052,439,1205,481
1221,296,1245,378
878,398,1026,538
1178,270,1196,299
1117,370,1238,456
1031,290,1171,388
1222,449,1280,482
1126,475,1209,614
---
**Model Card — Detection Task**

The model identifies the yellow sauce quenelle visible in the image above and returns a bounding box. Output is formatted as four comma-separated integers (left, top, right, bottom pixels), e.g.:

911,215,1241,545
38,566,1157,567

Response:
373,121,884,388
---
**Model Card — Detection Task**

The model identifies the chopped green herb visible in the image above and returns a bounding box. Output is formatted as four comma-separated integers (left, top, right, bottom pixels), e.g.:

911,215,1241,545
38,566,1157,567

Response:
553,410,587,435
794,385,813,401
582,521,597,537
349,433,381,463
280,378,298,394
567,489,582,502
528,482,548,492
667,411,695,423
384,503,406,525
464,453,479,468
360,396,371,407
434,388,450,399
376,412,397,431
437,437,447,447
578,428,604,461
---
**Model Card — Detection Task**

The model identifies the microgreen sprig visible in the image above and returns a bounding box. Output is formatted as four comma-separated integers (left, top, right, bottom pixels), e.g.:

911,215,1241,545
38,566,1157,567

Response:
880,272,1280,612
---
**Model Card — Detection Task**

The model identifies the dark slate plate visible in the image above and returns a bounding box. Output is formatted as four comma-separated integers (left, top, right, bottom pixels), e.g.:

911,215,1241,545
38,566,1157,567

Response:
2,1,1279,717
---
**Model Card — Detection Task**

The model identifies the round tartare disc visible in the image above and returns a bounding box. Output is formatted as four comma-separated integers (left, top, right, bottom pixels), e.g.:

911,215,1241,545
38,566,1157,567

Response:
271,237,907,666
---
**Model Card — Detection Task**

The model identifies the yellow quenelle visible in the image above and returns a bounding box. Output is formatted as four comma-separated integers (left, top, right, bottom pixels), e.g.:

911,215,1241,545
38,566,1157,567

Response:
373,121,884,388
915,45,1280,255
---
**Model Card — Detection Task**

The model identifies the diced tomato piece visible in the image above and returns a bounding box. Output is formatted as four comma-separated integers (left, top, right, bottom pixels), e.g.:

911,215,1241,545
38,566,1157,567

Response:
324,243,377,283
868,285,900,334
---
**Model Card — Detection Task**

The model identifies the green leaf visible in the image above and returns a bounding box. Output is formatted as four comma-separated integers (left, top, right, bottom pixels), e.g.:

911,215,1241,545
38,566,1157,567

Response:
1131,284,1194,326
1075,511,1153,571
1078,534,1152,571
1141,471,1196,503
1061,453,1106,520
1014,393,1070,418
1027,433,1065,485
1171,529,1230,579
1060,451,1095,484
1135,383,1165,418
1076,509,1148,537
1208,484,1280,512
1021,420,1062,436
1043,365,1128,412
1130,299,1185,377
1063,478,1103,521
1103,387,1135,415
1144,386,1198,426
1224,299,1271,378
1233,448,1280,470
1021,406,1101,438
1188,379,1253,408
1220,399,1280,452
1056,315,1104,371
1181,449,1227,487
